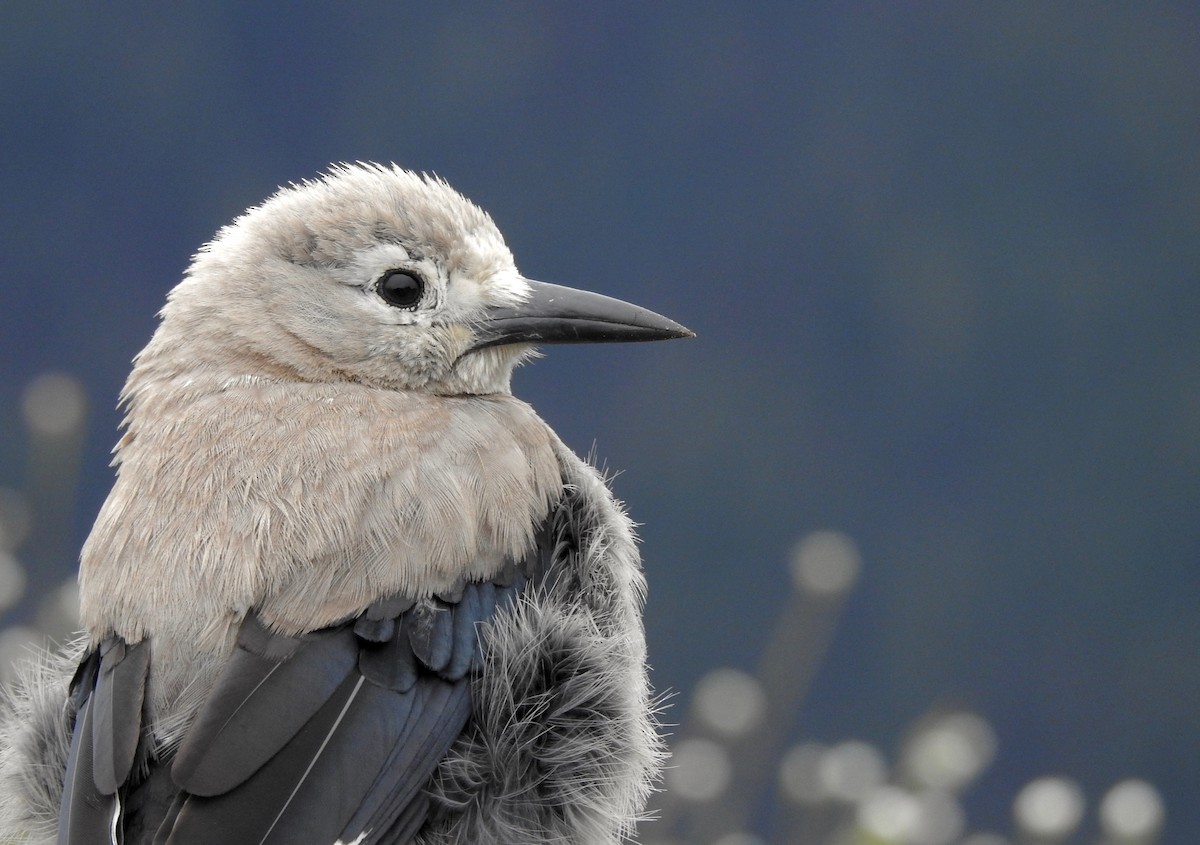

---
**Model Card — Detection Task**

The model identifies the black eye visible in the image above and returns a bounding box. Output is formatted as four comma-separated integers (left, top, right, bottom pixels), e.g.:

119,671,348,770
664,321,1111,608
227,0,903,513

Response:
377,270,424,309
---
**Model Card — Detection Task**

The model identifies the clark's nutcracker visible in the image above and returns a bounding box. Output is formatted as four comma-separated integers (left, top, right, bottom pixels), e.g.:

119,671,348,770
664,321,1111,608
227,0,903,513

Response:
0,164,691,844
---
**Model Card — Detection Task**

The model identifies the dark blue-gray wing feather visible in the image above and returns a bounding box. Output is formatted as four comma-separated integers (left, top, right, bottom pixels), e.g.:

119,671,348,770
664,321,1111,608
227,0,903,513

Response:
58,639,151,845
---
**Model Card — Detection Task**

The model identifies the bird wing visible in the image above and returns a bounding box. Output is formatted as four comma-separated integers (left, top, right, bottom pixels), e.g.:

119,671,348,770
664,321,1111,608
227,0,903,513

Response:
58,638,151,845
59,513,559,845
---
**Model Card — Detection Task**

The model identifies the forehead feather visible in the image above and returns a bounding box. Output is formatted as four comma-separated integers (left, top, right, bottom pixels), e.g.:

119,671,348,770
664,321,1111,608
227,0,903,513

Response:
217,163,511,274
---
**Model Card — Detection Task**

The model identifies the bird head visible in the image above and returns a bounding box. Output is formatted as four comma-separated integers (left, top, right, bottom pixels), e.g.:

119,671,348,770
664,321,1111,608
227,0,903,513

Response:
145,163,691,396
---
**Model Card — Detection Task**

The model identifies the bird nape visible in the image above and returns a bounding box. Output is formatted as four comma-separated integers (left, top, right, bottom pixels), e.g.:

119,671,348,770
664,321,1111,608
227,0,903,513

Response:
0,163,692,845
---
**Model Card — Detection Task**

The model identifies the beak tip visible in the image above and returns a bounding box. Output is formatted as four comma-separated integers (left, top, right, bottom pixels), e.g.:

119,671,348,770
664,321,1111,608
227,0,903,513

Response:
633,310,694,341
659,320,694,341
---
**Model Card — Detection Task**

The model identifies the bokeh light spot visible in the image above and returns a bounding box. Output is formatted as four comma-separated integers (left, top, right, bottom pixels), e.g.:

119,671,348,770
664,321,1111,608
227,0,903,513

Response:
21,373,87,438
1098,779,1164,839
694,668,767,737
819,740,887,803
789,531,861,596
665,739,731,802
1013,776,1085,838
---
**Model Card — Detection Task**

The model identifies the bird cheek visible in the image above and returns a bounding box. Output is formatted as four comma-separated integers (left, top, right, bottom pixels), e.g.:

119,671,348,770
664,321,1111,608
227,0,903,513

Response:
446,324,474,354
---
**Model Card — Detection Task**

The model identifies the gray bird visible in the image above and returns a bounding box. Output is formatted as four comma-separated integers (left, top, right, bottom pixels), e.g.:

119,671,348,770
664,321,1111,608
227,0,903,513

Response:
0,163,691,844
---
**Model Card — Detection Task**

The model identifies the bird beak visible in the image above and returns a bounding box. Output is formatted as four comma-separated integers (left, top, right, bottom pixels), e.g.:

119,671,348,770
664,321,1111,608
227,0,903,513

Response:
469,280,694,352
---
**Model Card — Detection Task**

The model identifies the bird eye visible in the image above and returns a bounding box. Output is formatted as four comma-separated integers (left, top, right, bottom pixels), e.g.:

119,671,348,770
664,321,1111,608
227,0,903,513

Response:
377,270,424,309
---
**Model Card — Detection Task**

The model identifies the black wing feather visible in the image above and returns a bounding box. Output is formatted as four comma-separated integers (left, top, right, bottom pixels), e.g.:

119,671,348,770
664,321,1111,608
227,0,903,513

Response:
171,620,359,797
444,581,483,679
407,602,454,672
91,638,151,796
163,671,370,844
358,616,419,692
162,613,475,844
58,697,118,845
59,639,151,845
342,678,472,841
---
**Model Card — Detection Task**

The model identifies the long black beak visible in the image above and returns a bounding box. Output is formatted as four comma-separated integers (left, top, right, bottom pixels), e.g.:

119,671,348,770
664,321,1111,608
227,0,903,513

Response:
470,280,694,351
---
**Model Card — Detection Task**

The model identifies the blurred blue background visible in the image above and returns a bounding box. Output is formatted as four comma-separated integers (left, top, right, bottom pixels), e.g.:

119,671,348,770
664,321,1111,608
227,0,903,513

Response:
1,4,1196,842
